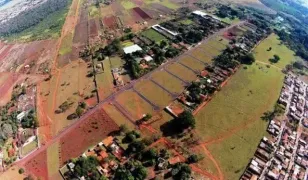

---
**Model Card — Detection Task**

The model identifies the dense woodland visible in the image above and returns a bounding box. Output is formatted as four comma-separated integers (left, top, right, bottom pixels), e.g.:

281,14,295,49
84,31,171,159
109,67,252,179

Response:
0,0,71,36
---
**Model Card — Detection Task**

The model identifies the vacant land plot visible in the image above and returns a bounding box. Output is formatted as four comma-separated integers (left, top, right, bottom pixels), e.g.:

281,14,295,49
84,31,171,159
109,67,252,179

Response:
150,110,174,131
60,108,119,164
144,0,179,9
88,5,99,18
59,32,73,55
102,103,135,129
0,166,26,180
212,36,230,46
189,49,213,63
22,140,38,156
134,80,173,108
47,142,60,178
96,59,114,100
198,45,221,57
207,40,228,51
166,62,197,82
254,33,296,68
121,0,137,9
24,150,48,180
116,90,155,120
178,55,205,72
151,70,185,94
141,29,167,44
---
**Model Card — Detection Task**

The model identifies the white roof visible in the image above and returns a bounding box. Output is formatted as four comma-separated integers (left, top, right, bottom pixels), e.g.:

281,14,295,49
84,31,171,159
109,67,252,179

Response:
144,55,153,62
123,44,142,54
192,10,208,17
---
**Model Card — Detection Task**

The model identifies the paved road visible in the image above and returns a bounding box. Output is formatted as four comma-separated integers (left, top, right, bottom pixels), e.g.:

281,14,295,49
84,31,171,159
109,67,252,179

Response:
15,21,246,166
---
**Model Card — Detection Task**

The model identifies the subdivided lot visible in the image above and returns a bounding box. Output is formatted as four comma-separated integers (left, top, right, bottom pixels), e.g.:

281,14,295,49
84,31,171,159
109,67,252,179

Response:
134,80,173,108
141,29,167,44
0,166,26,180
151,70,185,94
206,40,228,51
21,140,38,156
24,150,48,180
189,49,213,63
103,16,118,30
102,103,135,129
73,21,88,46
178,55,205,72
212,36,230,46
116,90,155,120
59,32,73,56
132,7,152,20
47,142,60,179
96,59,114,100
60,108,119,164
254,33,296,68
198,44,221,57
150,110,174,131
166,62,197,82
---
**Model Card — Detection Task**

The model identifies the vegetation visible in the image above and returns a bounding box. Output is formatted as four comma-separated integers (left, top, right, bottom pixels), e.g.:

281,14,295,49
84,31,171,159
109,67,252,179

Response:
171,163,192,180
73,156,103,179
269,54,281,63
1,0,72,41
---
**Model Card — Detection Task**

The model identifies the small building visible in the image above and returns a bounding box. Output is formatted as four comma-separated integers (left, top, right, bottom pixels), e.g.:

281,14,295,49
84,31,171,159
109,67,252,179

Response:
123,44,142,54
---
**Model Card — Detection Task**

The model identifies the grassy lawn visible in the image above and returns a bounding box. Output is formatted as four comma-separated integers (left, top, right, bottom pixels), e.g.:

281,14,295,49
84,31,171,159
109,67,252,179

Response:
22,140,38,156
3,7,70,42
116,90,155,120
189,49,213,63
166,63,197,82
141,29,167,44
212,36,230,46
144,0,179,9
179,19,194,25
178,55,205,72
88,5,100,18
207,40,228,51
220,17,240,25
121,0,136,9
134,80,173,108
254,33,296,68
96,59,114,100
199,45,221,57
102,103,135,129
151,71,185,94
59,32,73,55
110,56,125,69
47,142,60,178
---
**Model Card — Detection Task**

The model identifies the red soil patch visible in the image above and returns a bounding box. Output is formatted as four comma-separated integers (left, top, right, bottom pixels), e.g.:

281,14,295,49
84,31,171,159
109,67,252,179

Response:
0,73,19,105
73,22,88,46
89,19,99,38
111,2,124,16
59,108,119,164
132,7,152,20
0,45,13,60
24,150,48,180
151,3,173,14
103,16,118,30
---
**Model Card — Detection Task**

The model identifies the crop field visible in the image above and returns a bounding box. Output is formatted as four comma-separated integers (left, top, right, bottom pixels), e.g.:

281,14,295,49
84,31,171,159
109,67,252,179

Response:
151,70,185,94
189,49,213,63
96,59,114,100
254,33,296,68
132,7,152,20
178,55,205,72
59,32,73,55
134,80,173,108
166,62,197,82
143,0,179,10
102,103,135,129
59,108,119,164
46,142,60,178
89,19,99,38
121,0,137,9
141,29,167,44
116,90,155,120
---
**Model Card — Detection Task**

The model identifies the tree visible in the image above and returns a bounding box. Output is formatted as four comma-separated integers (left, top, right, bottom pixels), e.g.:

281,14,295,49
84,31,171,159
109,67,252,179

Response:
133,165,148,180
119,124,129,134
187,154,203,164
269,54,280,63
18,168,24,174
176,111,196,129
75,106,84,118
126,141,145,154
171,163,192,180
143,114,152,121
160,40,168,48
114,166,134,180
293,61,304,70
240,53,255,65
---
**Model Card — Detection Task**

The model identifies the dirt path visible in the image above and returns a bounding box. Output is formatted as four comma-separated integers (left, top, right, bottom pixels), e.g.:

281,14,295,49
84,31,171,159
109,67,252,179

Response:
200,145,223,180
256,60,282,70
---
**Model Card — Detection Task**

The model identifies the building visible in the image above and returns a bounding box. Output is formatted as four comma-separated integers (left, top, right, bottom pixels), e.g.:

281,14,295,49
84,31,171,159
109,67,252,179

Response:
123,44,142,54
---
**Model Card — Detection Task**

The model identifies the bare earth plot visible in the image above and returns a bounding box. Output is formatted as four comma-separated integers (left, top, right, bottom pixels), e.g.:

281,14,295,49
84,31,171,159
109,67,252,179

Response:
178,55,205,72
115,90,155,120
102,103,135,129
134,80,173,108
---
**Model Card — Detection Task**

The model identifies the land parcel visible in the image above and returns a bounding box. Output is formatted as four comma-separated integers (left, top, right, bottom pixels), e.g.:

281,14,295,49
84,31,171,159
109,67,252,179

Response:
151,70,185,94
165,62,197,82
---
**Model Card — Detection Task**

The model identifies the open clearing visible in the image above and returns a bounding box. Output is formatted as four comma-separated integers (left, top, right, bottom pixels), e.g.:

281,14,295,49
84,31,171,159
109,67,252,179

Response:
178,55,205,72
0,166,26,180
134,80,173,108
166,62,197,82
254,33,296,68
141,29,168,44
189,48,213,63
102,103,135,129
96,59,114,100
116,90,155,120
151,70,185,94
198,44,221,57
47,142,60,178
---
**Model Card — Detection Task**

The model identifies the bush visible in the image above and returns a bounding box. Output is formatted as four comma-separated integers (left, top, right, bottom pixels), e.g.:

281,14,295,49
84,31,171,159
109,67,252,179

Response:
18,168,24,174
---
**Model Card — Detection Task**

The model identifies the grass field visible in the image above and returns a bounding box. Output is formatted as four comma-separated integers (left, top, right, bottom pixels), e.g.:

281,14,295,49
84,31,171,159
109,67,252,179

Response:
254,33,296,68
59,32,73,55
151,70,185,94
141,29,167,44
199,44,221,57
194,33,298,178
102,103,135,129
207,40,228,51
47,142,60,178
96,59,114,100
116,90,155,120
121,0,137,9
166,63,197,82
189,49,213,63
22,140,38,156
88,5,100,18
134,80,173,108
144,0,179,9
178,55,205,72
212,36,230,46
179,19,194,25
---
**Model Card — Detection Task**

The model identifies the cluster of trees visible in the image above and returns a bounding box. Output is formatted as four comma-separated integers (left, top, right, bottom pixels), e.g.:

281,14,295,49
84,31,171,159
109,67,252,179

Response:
170,163,192,180
71,156,106,180
269,54,280,63
0,0,71,36
162,111,196,136
215,5,246,20
114,161,147,180
20,110,39,129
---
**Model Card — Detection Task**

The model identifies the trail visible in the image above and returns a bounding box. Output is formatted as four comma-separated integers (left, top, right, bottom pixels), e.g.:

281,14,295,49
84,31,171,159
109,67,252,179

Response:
200,145,223,180
256,60,282,70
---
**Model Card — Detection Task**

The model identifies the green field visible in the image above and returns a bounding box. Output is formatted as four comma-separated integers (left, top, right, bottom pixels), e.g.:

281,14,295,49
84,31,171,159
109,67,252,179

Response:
254,33,296,68
144,0,179,9
121,0,137,9
179,19,194,25
3,7,70,42
141,29,168,44
194,34,298,179
22,140,38,156
59,32,73,55
88,5,100,18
